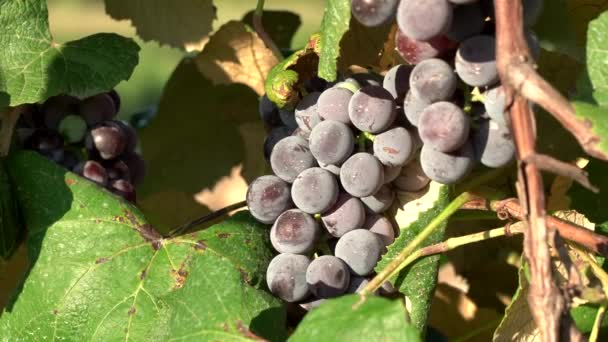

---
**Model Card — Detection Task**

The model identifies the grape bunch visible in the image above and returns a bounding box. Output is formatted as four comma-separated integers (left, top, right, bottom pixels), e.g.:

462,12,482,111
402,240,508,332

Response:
16,91,146,203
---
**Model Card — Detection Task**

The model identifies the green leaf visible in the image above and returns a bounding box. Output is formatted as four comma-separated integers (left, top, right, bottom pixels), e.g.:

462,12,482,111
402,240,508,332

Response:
317,0,351,81
337,20,395,73
0,0,139,106
375,183,450,331
569,159,608,224
534,0,581,60
0,158,22,260
242,10,302,50
585,11,608,97
138,58,266,231
104,0,215,49
289,295,421,342
0,152,285,341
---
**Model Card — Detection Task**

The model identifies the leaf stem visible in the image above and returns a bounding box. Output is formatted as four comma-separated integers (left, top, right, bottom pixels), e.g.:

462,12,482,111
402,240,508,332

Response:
359,191,475,297
253,0,282,60
168,200,247,237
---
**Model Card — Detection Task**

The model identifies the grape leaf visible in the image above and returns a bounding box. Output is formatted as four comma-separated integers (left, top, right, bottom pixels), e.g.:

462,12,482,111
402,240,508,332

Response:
138,58,266,230
104,0,215,50
289,295,421,342
0,158,22,260
585,11,608,98
317,0,351,81
337,19,395,73
242,10,302,50
0,151,285,341
569,159,608,225
375,182,450,331
195,21,280,96
0,0,139,107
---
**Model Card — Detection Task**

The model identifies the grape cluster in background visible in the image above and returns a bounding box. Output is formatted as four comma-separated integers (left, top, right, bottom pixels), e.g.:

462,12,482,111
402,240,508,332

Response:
15,91,146,203
249,0,542,309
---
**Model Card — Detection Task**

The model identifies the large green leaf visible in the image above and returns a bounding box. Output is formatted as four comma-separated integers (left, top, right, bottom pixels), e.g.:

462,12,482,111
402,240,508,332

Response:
0,0,139,107
289,295,421,342
375,183,450,331
104,0,215,49
0,152,284,341
586,11,608,98
242,10,302,50
317,0,351,81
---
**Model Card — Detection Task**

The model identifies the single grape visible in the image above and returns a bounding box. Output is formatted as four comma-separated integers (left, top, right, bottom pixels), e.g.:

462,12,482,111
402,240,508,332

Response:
483,85,507,126
246,175,293,224
335,229,383,276
291,167,339,214
364,214,395,246
107,90,121,112
110,179,136,203
264,126,292,160
351,0,399,27
373,126,414,166
321,192,366,238
420,141,475,184
85,123,126,160
104,159,131,182
340,153,384,197
395,29,457,65
319,161,341,176
41,95,79,129
309,120,355,165
472,119,515,168
25,129,64,152
305,76,330,92
317,86,354,124
347,276,370,294
383,64,413,101
259,94,281,127
446,3,485,42
348,86,396,133
270,136,316,183
383,164,402,184
119,152,146,186
306,255,350,299
403,90,432,127
74,160,108,186
397,0,453,42
112,120,138,153
58,115,87,143
393,158,431,192
410,58,457,102
291,127,311,140
79,93,117,127
418,101,470,152
279,109,299,130
455,35,498,87
295,92,323,132
266,253,311,302
271,209,320,254
361,185,395,214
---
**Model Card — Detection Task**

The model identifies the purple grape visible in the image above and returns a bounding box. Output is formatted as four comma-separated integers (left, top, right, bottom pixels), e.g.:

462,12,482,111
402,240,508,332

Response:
483,85,507,126
420,141,475,184
266,253,311,302
259,94,281,127
472,119,515,168
335,229,383,276
309,120,355,165
110,179,136,203
347,276,371,294
295,92,323,132
317,86,354,124
361,185,395,214
446,3,485,42
319,161,341,176
104,159,131,182
74,160,108,186
395,29,457,65
112,120,138,153
306,255,350,298
351,0,399,27
120,152,146,186
291,127,311,140
270,209,320,254
85,124,126,160
264,126,292,160
321,192,366,238
41,95,79,129
364,214,395,246
25,129,63,152
291,167,339,214
279,109,298,130
410,58,457,103
340,153,384,197
393,158,431,192
455,35,498,87
270,136,316,183
383,64,413,101
397,0,453,41
107,90,121,112
79,93,117,127
403,90,432,127
348,86,396,133
418,101,470,152
373,126,414,166
383,164,402,184
246,175,293,224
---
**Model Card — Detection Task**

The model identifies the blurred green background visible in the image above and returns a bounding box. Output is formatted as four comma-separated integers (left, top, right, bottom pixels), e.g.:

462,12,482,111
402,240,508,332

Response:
48,0,325,120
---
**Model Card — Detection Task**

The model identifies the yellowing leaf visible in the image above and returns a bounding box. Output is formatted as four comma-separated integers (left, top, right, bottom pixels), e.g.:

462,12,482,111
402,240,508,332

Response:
195,21,280,96
393,181,444,229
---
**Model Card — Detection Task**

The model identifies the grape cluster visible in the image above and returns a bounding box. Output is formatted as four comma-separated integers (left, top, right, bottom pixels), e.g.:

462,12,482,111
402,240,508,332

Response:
16,91,145,203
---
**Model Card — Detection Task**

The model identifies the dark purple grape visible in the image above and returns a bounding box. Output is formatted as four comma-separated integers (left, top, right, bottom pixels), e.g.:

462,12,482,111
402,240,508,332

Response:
110,179,136,203
420,141,475,184
291,167,339,214
291,127,311,140
266,253,311,302
270,136,316,183
347,276,370,294
259,94,281,127
279,109,298,130
41,95,79,129
393,158,431,192
383,164,402,184
382,64,413,101
446,3,485,42
18,104,43,128
321,192,366,238
112,120,138,153
364,214,395,246
348,86,396,133
60,149,81,171
85,124,126,160
107,90,121,112
455,35,498,87
472,118,515,168
319,161,341,176
395,29,457,65
79,93,117,127
397,0,453,41
38,148,64,164
361,185,395,214
306,255,350,298
246,175,293,224
418,101,470,152
270,209,320,254
264,126,292,160
25,129,64,152
410,58,457,102
74,160,108,186
104,159,131,182
295,92,322,132
335,229,383,276
483,85,507,126
309,120,355,165
317,86,354,124
373,126,414,166
120,152,146,186
403,90,432,127
351,0,399,27
340,153,384,198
